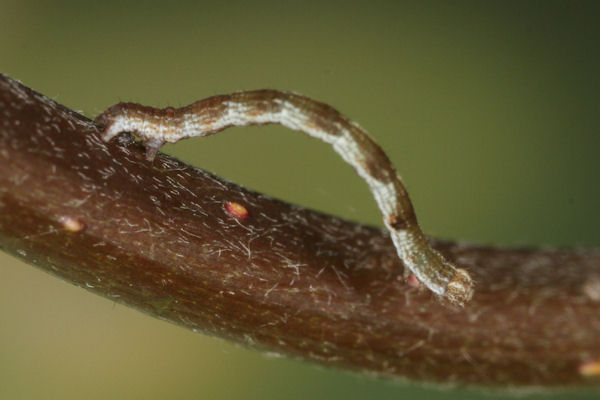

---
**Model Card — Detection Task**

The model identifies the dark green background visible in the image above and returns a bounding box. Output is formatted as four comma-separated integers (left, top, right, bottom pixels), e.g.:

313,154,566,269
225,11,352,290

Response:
1,1,599,398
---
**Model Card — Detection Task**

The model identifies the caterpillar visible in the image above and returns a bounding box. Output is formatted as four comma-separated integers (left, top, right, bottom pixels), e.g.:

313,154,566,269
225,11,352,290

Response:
95,90,474,306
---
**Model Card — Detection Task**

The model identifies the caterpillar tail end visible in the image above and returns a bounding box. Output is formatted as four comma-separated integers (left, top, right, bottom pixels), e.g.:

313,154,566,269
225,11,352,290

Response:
444,268,474,307
95,120,122,144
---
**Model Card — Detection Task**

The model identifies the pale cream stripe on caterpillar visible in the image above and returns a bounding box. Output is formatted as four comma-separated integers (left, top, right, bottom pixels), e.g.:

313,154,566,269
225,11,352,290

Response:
95,90,474,306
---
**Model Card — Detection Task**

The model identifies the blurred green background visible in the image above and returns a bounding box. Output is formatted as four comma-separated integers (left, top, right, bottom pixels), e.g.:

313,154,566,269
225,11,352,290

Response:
1,1,599,399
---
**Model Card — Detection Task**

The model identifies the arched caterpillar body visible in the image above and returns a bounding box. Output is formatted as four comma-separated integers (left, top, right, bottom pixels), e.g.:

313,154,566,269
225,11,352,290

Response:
95,90,474,306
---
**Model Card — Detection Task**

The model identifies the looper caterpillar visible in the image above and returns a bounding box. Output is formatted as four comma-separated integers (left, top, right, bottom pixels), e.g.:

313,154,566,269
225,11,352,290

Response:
95,90,474,306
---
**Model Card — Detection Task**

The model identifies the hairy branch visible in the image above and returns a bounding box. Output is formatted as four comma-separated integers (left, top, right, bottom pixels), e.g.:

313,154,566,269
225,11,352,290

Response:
0,74,599,388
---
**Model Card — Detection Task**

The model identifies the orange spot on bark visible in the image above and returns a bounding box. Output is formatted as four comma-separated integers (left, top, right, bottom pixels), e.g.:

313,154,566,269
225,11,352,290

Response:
59,216,85,232
225,201,249,220
579,361,600,376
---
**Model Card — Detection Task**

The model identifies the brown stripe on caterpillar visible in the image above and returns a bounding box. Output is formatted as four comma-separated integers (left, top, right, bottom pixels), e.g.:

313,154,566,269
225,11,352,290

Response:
186,94,231,124
351,130,396,184
95,90,475,306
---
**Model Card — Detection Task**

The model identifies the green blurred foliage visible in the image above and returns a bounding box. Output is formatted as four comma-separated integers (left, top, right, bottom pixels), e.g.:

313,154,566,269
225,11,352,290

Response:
1,1,599,398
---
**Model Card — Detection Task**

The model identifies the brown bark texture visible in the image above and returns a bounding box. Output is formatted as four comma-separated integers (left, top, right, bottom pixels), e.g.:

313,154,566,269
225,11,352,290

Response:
0,73,599,389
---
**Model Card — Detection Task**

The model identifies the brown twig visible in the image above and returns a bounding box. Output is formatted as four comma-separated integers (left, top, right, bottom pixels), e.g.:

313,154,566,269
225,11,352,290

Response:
0,73,599,388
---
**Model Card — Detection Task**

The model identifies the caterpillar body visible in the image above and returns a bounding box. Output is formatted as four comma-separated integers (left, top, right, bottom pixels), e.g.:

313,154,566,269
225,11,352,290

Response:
95,90,474,306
